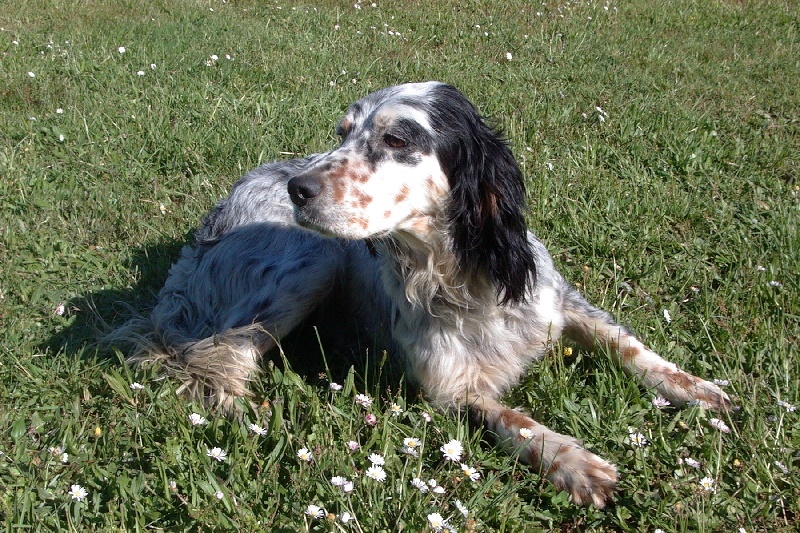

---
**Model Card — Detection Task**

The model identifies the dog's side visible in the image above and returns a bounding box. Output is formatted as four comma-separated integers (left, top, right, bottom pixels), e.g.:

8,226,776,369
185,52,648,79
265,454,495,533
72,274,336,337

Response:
112,81,730,508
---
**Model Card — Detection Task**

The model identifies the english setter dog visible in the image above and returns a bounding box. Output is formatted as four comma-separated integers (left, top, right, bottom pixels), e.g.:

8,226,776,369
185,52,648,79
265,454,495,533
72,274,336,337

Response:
114,81,730,507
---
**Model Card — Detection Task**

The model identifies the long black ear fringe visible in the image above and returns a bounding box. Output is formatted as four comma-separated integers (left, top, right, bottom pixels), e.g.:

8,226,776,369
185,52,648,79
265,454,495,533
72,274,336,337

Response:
431,85,537,304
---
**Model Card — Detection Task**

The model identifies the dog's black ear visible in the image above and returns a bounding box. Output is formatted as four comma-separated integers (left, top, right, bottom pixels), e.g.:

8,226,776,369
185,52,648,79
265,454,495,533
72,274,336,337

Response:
431,85,536,304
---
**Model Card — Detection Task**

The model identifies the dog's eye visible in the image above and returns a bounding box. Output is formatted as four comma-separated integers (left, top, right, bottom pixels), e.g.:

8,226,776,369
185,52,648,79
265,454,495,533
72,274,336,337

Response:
383,134,407,148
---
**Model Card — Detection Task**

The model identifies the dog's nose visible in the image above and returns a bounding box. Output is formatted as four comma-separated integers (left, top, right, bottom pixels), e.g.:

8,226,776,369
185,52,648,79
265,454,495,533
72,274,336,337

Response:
288,174,323,207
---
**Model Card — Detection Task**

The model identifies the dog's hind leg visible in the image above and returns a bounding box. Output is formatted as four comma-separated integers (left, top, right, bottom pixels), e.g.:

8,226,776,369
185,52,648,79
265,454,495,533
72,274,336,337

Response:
129,224,346,411
559,283,730,410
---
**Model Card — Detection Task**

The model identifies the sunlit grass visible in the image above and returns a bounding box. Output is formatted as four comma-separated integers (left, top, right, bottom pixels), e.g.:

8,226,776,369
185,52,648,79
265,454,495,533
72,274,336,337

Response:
1,0,798,530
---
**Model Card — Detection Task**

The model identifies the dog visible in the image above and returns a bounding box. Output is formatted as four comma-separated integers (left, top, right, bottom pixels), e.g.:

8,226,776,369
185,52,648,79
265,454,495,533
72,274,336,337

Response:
112,81,730,508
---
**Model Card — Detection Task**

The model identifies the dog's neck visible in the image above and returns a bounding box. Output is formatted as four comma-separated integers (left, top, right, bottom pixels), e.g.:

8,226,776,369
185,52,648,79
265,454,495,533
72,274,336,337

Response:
379,217,495,314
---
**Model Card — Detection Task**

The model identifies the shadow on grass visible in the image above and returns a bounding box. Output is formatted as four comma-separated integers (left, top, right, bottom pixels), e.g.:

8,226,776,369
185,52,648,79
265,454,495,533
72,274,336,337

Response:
42,231,191,361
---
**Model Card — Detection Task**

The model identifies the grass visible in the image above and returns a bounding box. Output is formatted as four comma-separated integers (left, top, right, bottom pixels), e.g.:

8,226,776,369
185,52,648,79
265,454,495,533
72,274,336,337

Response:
1,0,798,530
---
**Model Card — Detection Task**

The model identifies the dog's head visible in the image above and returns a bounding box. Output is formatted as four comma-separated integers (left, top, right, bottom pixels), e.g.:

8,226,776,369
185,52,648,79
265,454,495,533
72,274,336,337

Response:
288,82,535,303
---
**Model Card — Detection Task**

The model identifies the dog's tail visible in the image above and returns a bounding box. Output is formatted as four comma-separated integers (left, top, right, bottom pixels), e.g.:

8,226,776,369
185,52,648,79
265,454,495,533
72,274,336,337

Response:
108,313,275,411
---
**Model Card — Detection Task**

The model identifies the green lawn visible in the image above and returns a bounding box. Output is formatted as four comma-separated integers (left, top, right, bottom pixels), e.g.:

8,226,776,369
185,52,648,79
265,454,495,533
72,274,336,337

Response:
1,0,798,530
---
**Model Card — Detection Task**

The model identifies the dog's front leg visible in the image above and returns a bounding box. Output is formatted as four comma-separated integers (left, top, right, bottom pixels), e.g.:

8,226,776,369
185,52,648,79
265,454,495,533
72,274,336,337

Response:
560,286,731,410
470,396,618,508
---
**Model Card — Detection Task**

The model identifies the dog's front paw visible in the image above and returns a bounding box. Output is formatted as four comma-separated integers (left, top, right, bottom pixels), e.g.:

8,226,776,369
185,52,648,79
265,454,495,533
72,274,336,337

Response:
691,379,732,411
655,369,733,411
543,445,618,508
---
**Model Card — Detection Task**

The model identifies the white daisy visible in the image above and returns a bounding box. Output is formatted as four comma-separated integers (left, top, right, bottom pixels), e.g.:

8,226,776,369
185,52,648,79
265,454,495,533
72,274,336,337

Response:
699,476,716,492
454,498,469,517
389,403,403,416
206,447,227,462
339,511,354,523
460,463,481,482
117,46,126,54
365,465,387,482
652,396,671,408
68,484,88,501
248,423,267,436
427,512,446,531
296,447,313,462
355,394,373,408
403,437,421,449
683,457,701,469
346,440,360,451
305,504,324,518
368,452,385,466
400,445,419,457
129,382,144,390
410,477,428,492
440,439,463,462
708,418,731,433
519,427,534,439
329,382,343,391
189,413,207,426
627,428,649,447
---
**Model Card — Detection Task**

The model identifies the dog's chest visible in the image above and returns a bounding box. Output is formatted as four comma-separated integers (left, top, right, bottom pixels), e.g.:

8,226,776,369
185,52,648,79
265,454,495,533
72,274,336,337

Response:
382,270,563,401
